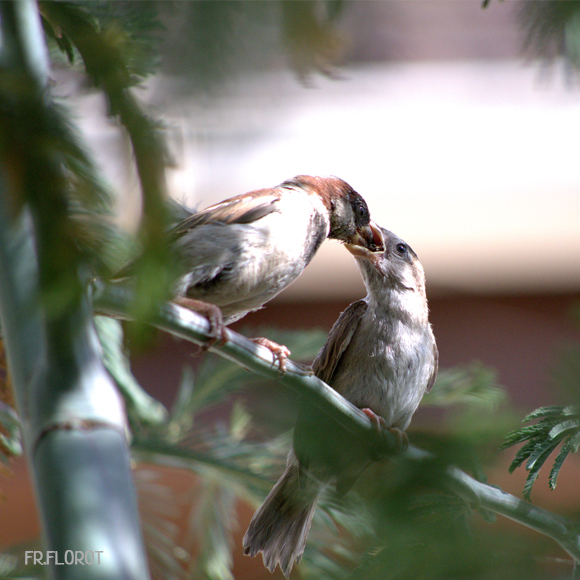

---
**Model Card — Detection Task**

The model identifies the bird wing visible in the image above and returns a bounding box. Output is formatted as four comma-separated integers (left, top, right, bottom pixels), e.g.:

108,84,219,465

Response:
110,191,282,281
294,299,368,483
312,299,368,386
425,341,439,393
170,190,282,237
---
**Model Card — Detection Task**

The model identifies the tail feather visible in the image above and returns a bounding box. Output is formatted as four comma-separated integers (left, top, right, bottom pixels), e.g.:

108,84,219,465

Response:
244,459,321,578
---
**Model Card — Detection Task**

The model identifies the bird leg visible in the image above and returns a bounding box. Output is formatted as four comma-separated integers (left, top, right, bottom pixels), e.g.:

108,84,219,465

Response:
361,408,409,458
387,426,409,453
250,337,291,374
174,297,228,348
361,407,387,430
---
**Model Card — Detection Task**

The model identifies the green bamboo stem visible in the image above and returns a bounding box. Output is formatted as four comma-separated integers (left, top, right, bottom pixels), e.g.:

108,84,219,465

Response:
0,2,150,578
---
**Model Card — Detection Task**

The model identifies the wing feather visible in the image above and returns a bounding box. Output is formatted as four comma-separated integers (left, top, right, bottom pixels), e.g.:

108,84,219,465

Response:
294,299,368,476
170,190,281,236
312,299,368,386
425,341,439,393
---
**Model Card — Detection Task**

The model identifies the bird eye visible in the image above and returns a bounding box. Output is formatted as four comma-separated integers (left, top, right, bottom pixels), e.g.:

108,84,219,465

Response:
356,202,369,221
396,243,407,255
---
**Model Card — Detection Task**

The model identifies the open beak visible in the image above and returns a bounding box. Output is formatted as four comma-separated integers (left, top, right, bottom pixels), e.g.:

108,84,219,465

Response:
345,221,384,258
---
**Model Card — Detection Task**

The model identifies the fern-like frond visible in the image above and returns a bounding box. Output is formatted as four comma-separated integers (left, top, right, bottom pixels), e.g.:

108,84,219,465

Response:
40,1,163,83
508,439,539,473
520,1,580,69
167,328,325,434
521,468,541,504
522,405,568,422
185,478,237,580
503,405,580,499
135,467,187,580
549,431,580,490
41,1,175,328
525,436,561,473
502,423,551,448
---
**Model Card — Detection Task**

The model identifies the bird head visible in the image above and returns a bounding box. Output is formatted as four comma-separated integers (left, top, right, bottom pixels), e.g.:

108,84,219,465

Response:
283,175,383,248
345,226,428,319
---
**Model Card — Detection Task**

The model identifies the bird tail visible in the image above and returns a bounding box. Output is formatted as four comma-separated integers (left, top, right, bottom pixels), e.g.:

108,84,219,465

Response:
243,457,321,578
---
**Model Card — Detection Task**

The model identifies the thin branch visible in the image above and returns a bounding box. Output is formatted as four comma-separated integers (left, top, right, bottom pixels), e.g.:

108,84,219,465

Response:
93,281,392,449
93,281,580,567
407,446,580,563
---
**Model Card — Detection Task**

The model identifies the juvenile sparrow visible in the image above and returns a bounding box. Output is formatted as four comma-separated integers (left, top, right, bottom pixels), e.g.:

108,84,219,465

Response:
243,226,438,576
115,175,382,368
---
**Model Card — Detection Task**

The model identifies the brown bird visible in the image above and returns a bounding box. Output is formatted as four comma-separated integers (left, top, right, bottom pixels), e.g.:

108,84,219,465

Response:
115,175,382,369
243,226,438,576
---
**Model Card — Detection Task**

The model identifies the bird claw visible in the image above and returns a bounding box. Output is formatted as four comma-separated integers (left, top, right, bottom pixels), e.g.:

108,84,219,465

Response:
361,408,388,461
361,408,387,431
174,298,228,348
251,337,291,374
387,426,409,454
361,409,408,459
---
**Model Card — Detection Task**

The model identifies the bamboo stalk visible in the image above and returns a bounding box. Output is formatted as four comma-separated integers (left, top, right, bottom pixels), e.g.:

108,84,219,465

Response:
0,2,150,578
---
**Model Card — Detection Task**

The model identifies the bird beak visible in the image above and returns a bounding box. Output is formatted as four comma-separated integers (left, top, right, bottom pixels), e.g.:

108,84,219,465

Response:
345,221,384,256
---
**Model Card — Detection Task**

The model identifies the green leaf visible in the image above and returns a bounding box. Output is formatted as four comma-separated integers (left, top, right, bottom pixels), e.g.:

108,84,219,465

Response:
504,403,580,498
508,439,539,473
94,315,167,426
134,467,187,580
520,0,580,68
549,431,580,490
525,437,560,472
522,406,567,422
187,478,237,580
547,418,580,441
549,442,572,491
502,423,551,448
522,467,541,502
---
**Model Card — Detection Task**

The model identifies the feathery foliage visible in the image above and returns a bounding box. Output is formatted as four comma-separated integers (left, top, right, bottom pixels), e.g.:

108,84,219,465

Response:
123,328,324,580
501,311,580,501
39,1,177,331
520,1,580,65
502,406,580,500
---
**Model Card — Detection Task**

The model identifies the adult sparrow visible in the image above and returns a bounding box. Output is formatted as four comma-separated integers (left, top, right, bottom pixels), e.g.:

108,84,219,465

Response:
243,226,438,576
115,175,382,369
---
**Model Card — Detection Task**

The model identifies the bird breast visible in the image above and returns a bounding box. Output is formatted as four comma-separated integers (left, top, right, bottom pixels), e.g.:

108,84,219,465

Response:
176,189,330,320
332,313,435,431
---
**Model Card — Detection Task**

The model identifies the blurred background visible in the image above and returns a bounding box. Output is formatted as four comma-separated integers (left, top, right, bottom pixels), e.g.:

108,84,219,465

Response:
3,1,580,578
49,0,580,406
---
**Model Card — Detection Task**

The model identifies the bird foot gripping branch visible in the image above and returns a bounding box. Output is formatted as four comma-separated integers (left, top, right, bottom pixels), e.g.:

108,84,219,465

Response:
250,337,291,374
174,297,229,348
